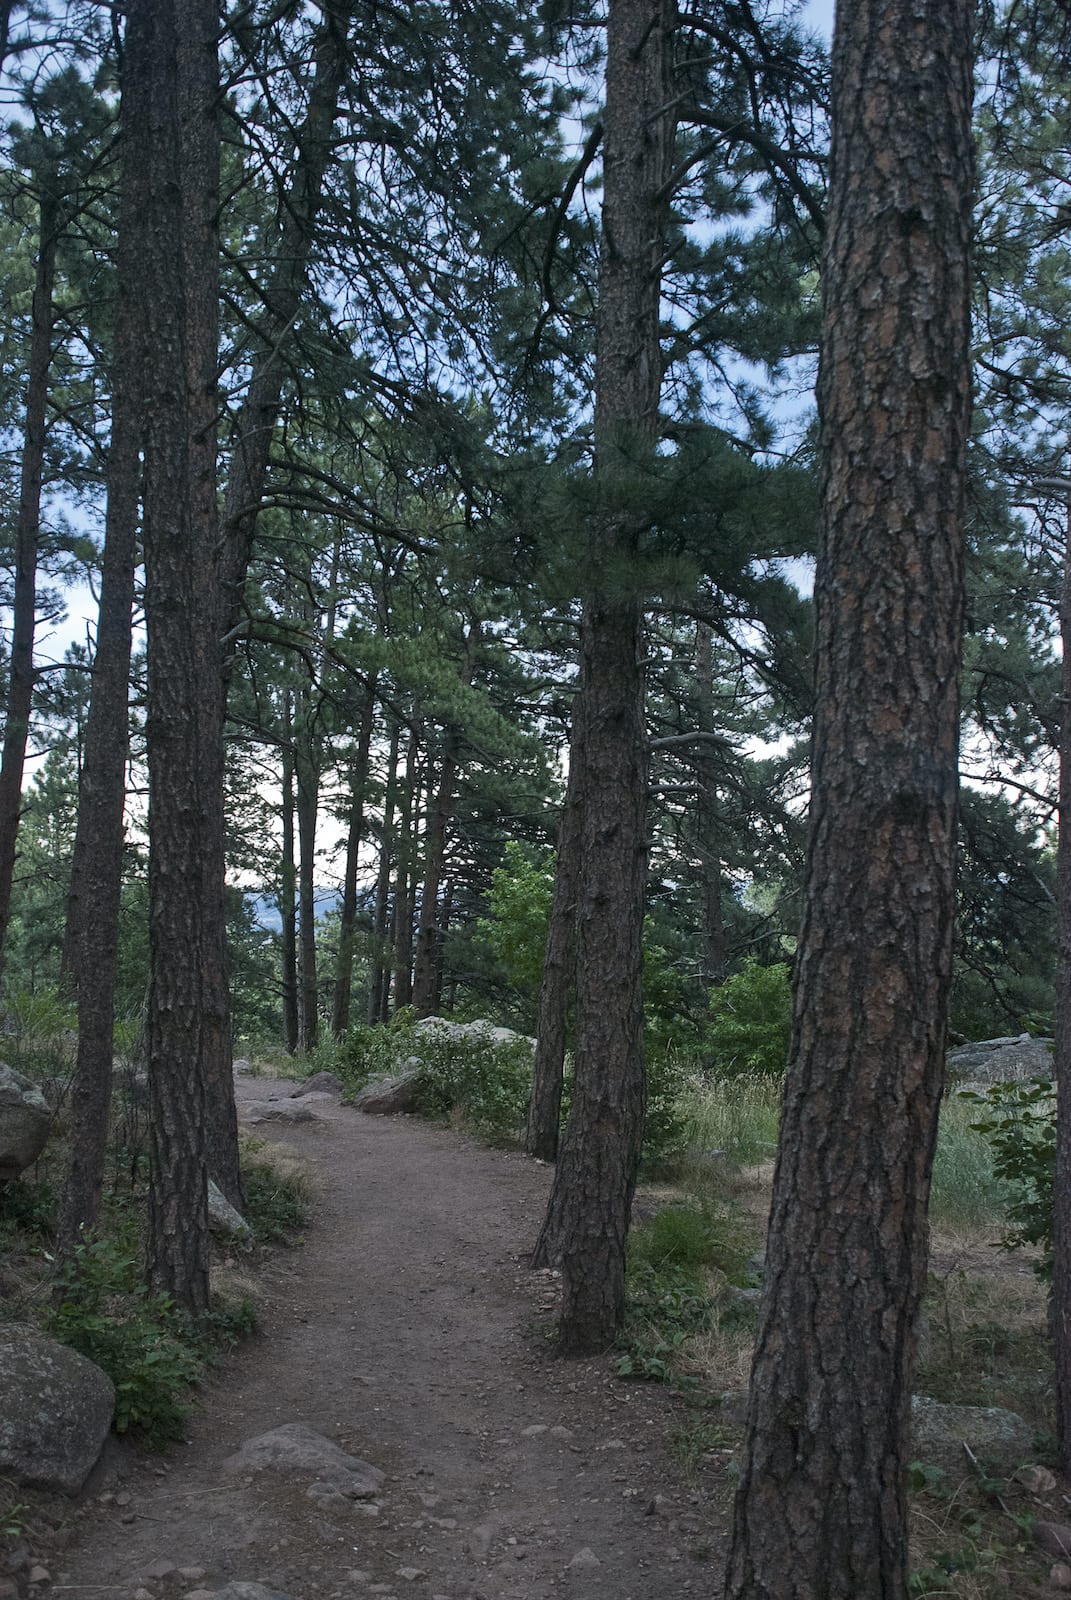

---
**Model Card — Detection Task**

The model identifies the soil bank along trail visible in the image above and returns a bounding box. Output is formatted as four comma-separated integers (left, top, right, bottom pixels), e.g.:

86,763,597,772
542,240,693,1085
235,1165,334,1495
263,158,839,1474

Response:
53,1075,727,1600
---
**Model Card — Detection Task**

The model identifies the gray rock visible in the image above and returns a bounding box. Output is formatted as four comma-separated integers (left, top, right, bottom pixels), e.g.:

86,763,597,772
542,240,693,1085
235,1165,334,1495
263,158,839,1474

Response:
291,1072,343,1099
223,1422,384,1499
0,1323,115,1493
1034,1522,1071,1559
947,1034,1054,1086
233,1058,256,1076
239,1100,323,1124
910,1395,1034,1477
353,1069,423,1115
207,1179,251,1240
205,1586,298,1600
0,1063,51,1179
413,1017,532,1049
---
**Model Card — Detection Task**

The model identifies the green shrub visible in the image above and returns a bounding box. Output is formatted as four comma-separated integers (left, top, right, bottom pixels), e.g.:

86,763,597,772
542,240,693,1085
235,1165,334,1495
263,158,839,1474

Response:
962,1077,1055,1279
707,960,792,1078
47,1235,200,1447
241,1154,309,1242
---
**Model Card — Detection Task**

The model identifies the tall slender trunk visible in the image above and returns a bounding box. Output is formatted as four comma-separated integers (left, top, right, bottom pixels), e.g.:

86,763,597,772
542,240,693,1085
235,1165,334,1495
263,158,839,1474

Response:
392,728,419,1012
534,0,676,1355
527,740,583,1168
141,0,223,1313
56,66,146,1254
0,188,56,976
694,623,725,985
219,4,358,647
368,722,400,1024
295,697,319,1051
1053,491,1071,1474
332,678,377,1036
412,624,480,1017
725,0,973,1588
279,692,299,1053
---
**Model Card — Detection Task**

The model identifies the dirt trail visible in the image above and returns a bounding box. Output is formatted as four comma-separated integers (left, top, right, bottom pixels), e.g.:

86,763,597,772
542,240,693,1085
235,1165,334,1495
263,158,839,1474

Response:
49,1077,728,1600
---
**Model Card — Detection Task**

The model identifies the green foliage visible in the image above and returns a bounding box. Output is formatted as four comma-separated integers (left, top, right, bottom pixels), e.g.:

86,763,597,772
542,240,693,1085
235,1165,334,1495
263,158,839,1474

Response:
679,1074,781,1171
0,1178,55,1239
962,1077,1055,1279
47,1235,201,1447
412,1031,536,1143
706,960,793,1078
473,843,554,1020
241,1155,310,1242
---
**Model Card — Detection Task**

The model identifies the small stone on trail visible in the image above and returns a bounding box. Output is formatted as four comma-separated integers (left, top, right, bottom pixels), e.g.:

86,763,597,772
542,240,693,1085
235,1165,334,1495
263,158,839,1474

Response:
1014,1464,1056,1494
521,1425,547,1437
180,1571,207,1584
1052,1564,1071,1590
1035,1522,1071,1559
550,1426,573,1440
133,1589,154,1600
140,1559,178,1581
345,1571,372,1584
566,1548,601,1571
395,1569,426,1582
28,1567,50,1584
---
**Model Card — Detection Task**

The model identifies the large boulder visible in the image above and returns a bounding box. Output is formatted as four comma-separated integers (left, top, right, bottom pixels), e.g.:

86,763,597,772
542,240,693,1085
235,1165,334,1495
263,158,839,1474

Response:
353,1066,422,1115
0,1064,51,1180
290,1071,343,1099
910,1395,1035,1477
413,1017,532,1049
0,1323,115,1493
947,1034,1054,1087
207,1179,251,1240
223,1423,383,1499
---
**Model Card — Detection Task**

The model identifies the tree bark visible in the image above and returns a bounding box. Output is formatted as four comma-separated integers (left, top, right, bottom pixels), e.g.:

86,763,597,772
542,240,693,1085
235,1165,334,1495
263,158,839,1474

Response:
219,3,358,647
724,2,973,1591
0,187,56,977
295,694,320,1051
140,0,222,1314
392,728,420,1012
1054,490,1071,1475
533,0,676,1354
56,47,147,1255
526,738,583,1168
412,625,480,1017
332,677,377,1036
368,722,401,1024
279,690,299,1053
694,623,726,986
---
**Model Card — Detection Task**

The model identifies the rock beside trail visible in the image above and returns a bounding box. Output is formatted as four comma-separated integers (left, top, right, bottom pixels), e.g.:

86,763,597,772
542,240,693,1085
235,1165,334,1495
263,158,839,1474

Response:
353,1067,422,1115
0,1062,51,1180
223,1422,384,1500
207,1179,251,1240
291,1071,344,1099
910,1395,1035,1476
239,1100,323,1125
0,1323,115,1493
947,1033,1053,1086
413,1016,532,1049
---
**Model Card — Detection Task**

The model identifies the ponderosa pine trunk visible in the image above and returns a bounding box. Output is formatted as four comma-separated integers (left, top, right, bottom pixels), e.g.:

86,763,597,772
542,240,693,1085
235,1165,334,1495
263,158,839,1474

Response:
392,728,420,1012
0,188,56,976
279,692,299,1054
296,714,319,1051
331,677,377,1037
140,0,222,1314
533,0,676,1354
56,48,147,1255
1053,491,1071,1475
526,736,583,1168
368,722,401,1024
694,624,726,985
724,1,973,1591
412,625,480,1017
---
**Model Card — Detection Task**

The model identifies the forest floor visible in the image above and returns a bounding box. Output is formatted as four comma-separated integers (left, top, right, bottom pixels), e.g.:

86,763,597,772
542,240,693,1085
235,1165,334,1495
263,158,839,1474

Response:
35,1074,732,1600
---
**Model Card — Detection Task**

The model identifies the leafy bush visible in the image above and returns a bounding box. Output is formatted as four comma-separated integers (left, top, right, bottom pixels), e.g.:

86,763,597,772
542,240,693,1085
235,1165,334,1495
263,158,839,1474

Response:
962,1077,1055,1279
47,1235,201,1446
707,960,792,1078
241,1154,310,1242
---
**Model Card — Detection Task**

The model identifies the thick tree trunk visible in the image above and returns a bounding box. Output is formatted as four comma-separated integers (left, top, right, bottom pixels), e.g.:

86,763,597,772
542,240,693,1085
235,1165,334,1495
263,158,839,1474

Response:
526,739,583,1169
140,0,222,1314
1054,493,1071,1475
533,0,675,1354
724,2,973,1591
56,58,146,1254
332,678,377,1037
0,190,56,976
279,694,299,1054
368,723,400,1024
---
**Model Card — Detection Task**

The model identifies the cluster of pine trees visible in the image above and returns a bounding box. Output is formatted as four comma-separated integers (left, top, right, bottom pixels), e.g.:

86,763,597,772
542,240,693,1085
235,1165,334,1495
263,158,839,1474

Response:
1,0,1071,1588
